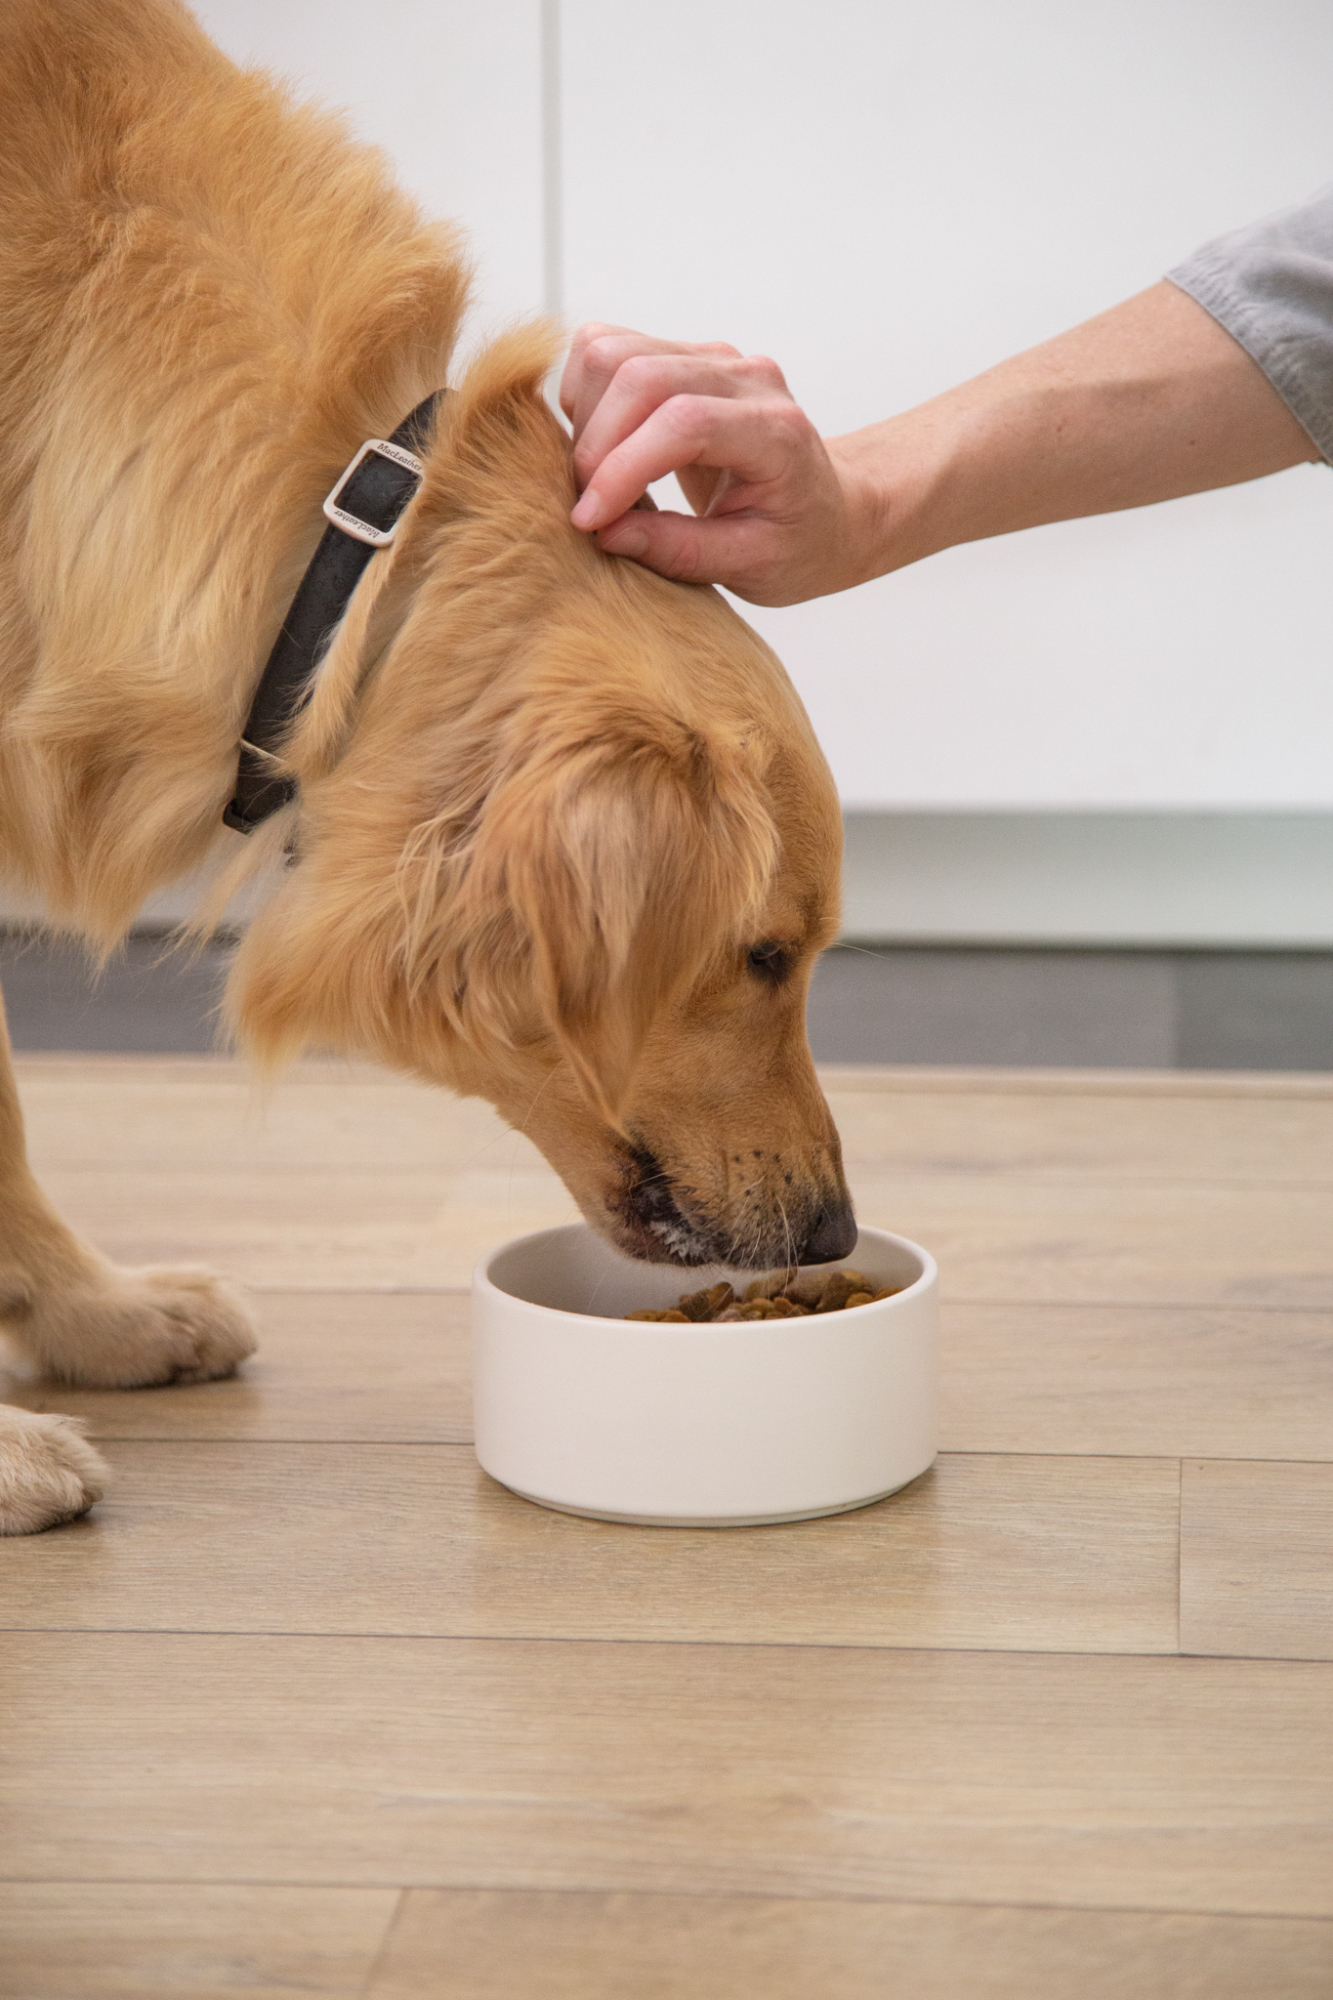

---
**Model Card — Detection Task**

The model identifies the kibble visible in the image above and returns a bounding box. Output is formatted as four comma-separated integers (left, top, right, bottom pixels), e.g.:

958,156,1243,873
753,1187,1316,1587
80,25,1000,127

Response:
625,1268,899,1324
678,1281,735,1321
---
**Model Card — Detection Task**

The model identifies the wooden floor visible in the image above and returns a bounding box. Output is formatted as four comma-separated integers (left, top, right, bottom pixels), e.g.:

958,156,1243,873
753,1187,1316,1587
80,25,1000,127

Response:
2,1056,1332,1998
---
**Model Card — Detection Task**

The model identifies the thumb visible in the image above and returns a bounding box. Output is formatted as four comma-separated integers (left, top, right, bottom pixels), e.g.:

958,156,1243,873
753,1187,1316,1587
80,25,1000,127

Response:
596,507,758,587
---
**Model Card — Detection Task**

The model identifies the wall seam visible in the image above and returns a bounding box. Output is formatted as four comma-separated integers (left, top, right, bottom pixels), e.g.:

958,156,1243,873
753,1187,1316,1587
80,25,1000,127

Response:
540,0,563,319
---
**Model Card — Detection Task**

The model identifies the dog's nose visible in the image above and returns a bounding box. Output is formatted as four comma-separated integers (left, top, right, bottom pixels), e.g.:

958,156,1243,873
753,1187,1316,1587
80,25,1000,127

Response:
799,1198,858,1265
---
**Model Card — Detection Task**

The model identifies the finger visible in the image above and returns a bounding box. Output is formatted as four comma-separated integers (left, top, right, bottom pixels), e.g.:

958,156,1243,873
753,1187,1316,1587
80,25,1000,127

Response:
559,322,638,422
593,506,793,601
572,352,786,489
570,394,811,531
568,330,678,437
567,330,743,439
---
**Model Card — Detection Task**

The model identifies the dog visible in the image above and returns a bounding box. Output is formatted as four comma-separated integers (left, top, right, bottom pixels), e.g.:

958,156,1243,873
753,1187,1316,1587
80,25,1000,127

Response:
0,0,854,1534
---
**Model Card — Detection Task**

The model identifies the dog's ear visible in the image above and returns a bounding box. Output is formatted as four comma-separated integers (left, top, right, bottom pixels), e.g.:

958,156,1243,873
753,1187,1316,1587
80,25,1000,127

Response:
462,704,778,1127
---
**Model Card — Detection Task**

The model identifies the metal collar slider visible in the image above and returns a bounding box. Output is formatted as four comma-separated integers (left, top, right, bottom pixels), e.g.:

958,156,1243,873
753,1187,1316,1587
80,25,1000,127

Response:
322,436,426,547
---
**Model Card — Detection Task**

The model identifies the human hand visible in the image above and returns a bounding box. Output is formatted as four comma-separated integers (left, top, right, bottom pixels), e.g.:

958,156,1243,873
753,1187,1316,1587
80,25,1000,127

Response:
561,284,1323,609
560,324,886,606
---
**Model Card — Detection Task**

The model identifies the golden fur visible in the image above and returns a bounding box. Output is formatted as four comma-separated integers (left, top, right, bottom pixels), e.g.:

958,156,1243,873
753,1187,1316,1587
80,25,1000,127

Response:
0,0,853,1532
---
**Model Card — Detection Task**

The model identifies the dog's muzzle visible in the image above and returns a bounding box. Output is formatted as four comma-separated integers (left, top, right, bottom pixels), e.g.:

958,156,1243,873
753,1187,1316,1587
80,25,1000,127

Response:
613,1143,857,1270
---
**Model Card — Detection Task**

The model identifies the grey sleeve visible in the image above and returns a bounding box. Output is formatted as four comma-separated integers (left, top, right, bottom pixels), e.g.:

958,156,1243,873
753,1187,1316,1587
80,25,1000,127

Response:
1168,185,1333,464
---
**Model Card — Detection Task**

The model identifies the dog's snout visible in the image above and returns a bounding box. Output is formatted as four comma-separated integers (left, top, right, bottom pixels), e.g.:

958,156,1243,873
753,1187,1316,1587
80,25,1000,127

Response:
611,1138,858,1270
798,1198,858,1266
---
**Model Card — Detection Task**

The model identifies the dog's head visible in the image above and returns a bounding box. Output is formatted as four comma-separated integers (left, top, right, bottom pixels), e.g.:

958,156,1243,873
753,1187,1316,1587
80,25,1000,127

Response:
227,329,854,1267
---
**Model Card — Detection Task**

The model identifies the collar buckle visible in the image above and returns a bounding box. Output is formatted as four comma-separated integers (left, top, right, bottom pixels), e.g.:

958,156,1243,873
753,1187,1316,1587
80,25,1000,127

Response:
322,436,426,547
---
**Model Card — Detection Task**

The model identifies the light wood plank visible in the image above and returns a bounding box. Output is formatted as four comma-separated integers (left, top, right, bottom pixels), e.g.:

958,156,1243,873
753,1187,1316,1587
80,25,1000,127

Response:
0,1448,1180,1655
3,1050,1329,1979
3,1635,1331,1913
28,1162,1333,1300
18,1062,541,1175
943,1304,1333,1460
0,1292,472,1442
1181,1460,1333,1661
18,1055,1333,1185
824,1078,1333,1187
848,1174,1333,1308
369,1889,1333,2000
7,1294,1326,1463
17,1055,1333,1295
0,1883,399,2000
34,1163,579,1290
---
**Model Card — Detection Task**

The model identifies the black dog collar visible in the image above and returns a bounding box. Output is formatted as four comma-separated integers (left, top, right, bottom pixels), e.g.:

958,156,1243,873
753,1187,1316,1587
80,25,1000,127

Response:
222,391,442,834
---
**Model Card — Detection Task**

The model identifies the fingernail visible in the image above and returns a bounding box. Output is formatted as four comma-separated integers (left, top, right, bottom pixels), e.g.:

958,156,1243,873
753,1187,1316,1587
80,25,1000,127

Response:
600,524,648,558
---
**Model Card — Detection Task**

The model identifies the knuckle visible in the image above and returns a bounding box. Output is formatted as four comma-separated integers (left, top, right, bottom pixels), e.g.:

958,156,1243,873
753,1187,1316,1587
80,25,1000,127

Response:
767,397,811,440
570,325,614,376
618,351,667,389
743,353,788,390
583,336,620,375
584,331,635,376
661,393,710,438
582,322,636,350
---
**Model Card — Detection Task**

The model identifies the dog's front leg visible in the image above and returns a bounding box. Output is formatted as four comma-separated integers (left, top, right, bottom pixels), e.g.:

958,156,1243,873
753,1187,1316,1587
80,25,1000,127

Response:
0,981,257,1531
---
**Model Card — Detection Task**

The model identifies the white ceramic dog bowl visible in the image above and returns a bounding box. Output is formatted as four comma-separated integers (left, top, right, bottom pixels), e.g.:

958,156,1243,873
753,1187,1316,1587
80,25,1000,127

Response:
472,1222,938,1526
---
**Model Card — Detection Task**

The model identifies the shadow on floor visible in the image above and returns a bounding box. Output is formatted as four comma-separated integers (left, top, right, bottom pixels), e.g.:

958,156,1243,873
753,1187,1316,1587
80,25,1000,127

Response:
3,929,1332,1070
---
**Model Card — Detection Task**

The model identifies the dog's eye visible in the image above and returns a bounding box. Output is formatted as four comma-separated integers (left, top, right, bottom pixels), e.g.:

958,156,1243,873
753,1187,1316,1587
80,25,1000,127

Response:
746,940,792,985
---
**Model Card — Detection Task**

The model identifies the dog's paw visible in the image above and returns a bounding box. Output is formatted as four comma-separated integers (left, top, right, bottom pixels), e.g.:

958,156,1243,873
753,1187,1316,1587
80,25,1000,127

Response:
0,1406,107,1534
21,1264,258,1390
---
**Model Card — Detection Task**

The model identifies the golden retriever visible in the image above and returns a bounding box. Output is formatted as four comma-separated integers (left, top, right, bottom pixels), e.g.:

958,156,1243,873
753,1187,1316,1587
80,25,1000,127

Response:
0,0,853,1533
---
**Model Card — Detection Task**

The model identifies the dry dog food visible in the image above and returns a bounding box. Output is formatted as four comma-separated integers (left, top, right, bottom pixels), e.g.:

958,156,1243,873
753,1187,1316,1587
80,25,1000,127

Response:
625,1269,899,1324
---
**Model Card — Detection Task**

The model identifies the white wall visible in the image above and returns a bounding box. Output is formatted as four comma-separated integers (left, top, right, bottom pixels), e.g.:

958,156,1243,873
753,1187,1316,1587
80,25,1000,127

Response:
190,0,546,349
558,0,1333,811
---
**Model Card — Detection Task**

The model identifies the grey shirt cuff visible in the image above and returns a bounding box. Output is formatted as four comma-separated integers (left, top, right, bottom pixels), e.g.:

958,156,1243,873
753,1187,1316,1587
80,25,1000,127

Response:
1168,185,1333,464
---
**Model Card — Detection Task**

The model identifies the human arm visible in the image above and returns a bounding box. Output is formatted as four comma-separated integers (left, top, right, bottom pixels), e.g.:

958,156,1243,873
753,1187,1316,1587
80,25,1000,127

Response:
562,278,1319,608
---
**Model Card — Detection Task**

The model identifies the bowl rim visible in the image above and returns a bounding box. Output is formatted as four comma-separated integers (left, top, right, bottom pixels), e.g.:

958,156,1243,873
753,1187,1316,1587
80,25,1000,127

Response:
474,1221,938,1330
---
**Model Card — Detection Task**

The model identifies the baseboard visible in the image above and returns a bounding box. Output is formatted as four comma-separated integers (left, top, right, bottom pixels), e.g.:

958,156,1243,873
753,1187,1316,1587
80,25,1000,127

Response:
841,811,1333,948
6,811,1333,949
